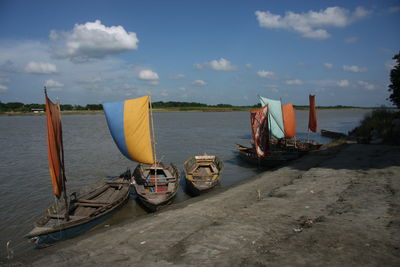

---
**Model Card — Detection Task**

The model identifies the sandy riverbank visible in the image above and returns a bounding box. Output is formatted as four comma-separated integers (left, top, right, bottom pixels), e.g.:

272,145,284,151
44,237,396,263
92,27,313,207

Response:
8,142,400,266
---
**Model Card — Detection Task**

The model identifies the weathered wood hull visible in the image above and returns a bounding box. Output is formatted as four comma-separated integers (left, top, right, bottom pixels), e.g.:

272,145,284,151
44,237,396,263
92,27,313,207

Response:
26,177,131,246
183,155,224,195
321,129,347,139
132,163,179,212
236,144,300,168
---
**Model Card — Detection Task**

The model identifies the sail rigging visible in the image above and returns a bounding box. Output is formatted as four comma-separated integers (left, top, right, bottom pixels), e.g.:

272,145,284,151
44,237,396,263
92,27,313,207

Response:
259,96,285,139
250,106,269,157
308,94,317,132
103,95,155,165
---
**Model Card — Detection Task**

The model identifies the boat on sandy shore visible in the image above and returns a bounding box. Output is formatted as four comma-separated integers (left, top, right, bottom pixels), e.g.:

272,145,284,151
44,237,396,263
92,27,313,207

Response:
183,155,224,195
103,95,179,212
237,144,300,168
237,95,320,167
26,89,131,246
132,162,179,211
321,129,347,139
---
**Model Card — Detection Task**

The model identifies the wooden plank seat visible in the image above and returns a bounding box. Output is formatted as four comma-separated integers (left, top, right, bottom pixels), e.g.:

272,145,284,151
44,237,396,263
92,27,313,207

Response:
48,214,85,220
75,199,110,205
75,202,107,207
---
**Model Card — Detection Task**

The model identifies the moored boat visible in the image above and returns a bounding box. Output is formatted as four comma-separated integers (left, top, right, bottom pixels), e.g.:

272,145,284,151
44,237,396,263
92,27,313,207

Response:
26,88,131,246
27,176,131,245
103,95,179,212
132,162,179,211
321,129,347,139
183,155,224,194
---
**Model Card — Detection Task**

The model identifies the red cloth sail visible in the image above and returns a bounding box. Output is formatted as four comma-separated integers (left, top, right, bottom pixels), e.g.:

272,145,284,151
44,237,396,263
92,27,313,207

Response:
45,93,65,199
308,95,317,132
250,106,269,157
282,103,296,138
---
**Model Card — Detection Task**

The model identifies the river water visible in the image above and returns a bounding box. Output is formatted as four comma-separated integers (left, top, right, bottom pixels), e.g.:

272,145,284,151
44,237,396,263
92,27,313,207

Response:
0,109,371,258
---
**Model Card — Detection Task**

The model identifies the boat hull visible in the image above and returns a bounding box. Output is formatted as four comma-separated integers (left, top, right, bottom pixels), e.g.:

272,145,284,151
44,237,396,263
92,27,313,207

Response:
26,177,131,246
132,163,179,212
236,144,300,168
183,155,223,196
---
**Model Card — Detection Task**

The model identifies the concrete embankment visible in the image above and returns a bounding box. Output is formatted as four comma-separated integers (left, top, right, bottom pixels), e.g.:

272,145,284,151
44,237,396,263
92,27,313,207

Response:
11,142,400,266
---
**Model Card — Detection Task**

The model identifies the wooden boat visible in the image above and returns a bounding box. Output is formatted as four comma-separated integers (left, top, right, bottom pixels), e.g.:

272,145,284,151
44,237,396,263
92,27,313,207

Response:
237,95,320,168
132,162,179,211
26,176,131,245
103,95,179,211
183,155,224,194
237,144,299,168
26,89,131,246
321,129,347,139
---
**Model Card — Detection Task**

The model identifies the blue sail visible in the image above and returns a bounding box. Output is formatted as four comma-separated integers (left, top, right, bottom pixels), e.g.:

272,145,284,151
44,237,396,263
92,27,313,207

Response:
259,96,285,139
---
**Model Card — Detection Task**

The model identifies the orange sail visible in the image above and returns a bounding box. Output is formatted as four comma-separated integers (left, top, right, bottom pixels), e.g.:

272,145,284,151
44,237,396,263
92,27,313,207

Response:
45,93,65,199
308,95,317,132
282,103,296,138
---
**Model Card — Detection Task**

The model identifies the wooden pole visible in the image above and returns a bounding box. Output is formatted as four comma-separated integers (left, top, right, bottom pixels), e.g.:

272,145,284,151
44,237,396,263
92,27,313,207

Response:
148,95,158,192
57,99,70,221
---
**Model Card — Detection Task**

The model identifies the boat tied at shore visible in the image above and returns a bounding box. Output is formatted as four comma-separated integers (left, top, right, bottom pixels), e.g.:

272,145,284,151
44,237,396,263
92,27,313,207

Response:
26,88,131,246
237,95,321,167
103,95,179,211
183,155,224,195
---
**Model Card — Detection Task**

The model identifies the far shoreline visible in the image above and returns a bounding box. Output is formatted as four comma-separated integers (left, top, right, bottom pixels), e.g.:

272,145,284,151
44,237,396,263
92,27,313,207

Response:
0,106,381,116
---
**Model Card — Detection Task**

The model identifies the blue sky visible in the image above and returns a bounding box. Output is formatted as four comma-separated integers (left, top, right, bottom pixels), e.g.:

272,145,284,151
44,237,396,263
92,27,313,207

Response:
0,0,399,107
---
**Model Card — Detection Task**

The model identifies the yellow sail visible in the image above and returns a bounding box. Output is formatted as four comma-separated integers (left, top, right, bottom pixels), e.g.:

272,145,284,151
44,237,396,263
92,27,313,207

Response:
103,96,154,165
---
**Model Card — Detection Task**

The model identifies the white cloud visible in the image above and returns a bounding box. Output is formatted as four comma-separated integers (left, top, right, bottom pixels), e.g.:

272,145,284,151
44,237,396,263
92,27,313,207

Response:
44,79,64,90
137,69,159,81
245,63,252,68
24,61,57,74
343,65,367,72
0,84,8,92
324,62,333,69
170,74,185,80
192,80,207,86
0,77,10,83
337,80,350,87
344,36,358,43
195,58,236,71
50,20,138,62
285,79,303,85
257,70,276,79
385,60,396,71
255,6,370,40
358,80,375,90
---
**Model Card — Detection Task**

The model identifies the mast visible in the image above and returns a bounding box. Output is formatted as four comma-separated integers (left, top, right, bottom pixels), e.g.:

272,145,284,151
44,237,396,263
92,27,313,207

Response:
148,94,158,192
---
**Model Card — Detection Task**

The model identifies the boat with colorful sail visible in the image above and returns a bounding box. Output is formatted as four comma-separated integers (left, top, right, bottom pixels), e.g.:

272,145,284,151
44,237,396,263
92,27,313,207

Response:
26,89,131,246
237,95,320,167
103,95,179,212
183,155,224,195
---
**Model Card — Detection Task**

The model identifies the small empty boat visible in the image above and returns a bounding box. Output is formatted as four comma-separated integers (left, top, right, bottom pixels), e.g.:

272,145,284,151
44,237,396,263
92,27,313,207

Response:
184,155,224,194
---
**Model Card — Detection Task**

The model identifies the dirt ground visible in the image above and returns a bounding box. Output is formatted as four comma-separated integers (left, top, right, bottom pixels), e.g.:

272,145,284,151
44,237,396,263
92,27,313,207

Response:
7,142,400,266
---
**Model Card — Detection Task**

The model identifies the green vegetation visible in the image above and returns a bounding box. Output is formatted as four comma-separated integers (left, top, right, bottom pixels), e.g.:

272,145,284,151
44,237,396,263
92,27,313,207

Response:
152,101,259,111
0,101,103,113
0,100,386,115
349,109,400,143
388,51,400,108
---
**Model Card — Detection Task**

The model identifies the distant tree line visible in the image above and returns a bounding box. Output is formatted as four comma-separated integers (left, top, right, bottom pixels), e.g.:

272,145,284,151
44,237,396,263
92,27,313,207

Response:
152,101,260,109
0,101,103,112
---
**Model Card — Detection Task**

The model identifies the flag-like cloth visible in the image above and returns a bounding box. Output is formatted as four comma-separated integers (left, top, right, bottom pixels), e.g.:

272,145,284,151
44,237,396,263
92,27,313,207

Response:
45,93,65,198
308,95,317,132
250,106,269,157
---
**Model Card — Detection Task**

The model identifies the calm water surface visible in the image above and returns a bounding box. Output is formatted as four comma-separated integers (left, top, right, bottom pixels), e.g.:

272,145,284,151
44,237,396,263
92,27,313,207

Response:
0,109,371,258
